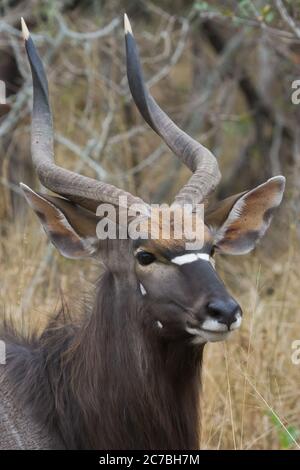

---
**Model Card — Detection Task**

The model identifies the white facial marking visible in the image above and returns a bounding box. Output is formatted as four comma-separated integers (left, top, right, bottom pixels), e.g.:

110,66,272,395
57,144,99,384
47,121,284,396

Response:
140,283,147,296
198,253,216,269
186,311,242,344
171,253,199,265
197,253,210,262
156,321,163,329
201,318,228,332
191,335,206,345
171,252,214,267
229,312,242,331
186,326,204,337
186,326,231,344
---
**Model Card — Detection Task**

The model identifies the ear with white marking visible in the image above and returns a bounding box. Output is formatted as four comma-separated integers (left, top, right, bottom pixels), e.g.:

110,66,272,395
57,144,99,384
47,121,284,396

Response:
210,176,285,255
21,183,99,259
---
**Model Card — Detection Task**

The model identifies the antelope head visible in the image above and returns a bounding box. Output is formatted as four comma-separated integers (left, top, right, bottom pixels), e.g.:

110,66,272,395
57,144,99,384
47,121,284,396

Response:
20,16,285,346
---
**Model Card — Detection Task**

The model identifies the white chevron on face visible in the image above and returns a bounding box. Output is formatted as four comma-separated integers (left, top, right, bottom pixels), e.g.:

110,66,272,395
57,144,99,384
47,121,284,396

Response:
171,253,214,266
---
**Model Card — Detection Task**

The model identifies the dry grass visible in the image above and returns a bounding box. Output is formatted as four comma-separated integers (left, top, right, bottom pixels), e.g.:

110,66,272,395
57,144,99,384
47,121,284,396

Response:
0,214,299,450
202,233,300,450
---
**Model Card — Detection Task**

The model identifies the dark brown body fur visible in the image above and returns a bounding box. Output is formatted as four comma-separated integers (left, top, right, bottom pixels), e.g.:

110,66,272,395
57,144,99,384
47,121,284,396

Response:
2,249,203,450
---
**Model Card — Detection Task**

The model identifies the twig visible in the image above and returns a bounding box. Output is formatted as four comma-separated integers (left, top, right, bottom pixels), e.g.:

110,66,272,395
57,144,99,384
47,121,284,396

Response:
54,133,108,180
55,14,120,41
21,244,54,313
276,0,300,39
269,119,283,175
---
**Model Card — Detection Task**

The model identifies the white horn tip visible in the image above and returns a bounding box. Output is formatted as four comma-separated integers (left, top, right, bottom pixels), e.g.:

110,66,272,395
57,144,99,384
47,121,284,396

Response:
21,17,30,40
124,13,132,35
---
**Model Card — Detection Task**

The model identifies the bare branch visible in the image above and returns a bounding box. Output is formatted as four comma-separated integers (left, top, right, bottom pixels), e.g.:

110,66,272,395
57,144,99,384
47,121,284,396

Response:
276,0,300,39
55,14,120,41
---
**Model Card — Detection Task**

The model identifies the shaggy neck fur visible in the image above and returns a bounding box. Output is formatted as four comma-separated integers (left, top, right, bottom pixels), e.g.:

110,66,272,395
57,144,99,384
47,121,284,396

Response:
4,262,203,450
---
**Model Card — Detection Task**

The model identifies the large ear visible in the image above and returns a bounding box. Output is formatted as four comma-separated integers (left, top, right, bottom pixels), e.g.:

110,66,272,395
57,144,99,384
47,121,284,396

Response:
206,176,285,255
21,183,99,259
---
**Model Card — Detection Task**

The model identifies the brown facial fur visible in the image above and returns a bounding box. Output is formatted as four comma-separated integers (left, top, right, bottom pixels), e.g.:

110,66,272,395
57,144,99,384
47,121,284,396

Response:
133,208,213,261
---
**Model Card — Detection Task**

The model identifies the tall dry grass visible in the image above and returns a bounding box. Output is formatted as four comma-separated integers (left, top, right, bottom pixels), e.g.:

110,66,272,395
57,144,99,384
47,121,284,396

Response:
202,230,300,449
0,213,299,450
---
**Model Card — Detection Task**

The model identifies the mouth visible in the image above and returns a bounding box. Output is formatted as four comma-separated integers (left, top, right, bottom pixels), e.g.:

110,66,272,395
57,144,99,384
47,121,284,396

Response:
186,314,242,344
186,327,231,344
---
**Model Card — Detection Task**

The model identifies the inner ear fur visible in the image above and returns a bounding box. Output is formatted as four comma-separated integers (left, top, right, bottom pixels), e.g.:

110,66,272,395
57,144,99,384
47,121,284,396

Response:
205,191,247,228
205,176,285,255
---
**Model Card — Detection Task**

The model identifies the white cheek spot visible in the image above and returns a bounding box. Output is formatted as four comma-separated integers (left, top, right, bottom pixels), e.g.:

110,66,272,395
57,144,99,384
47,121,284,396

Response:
156,321,163,329
140,283,147,296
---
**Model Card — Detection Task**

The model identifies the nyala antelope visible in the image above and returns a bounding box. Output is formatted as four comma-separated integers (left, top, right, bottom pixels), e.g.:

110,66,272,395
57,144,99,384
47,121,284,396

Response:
0,16,285,450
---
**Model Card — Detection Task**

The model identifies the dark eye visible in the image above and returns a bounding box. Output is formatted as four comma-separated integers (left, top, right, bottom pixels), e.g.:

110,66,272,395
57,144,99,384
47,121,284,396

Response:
136,251,156,266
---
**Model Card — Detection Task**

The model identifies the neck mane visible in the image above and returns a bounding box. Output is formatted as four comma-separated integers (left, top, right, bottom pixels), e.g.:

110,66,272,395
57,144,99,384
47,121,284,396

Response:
4,268,204,450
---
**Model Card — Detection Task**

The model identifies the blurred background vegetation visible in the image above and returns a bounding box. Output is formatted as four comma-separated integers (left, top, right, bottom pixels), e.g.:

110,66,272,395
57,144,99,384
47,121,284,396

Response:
0,0,300,450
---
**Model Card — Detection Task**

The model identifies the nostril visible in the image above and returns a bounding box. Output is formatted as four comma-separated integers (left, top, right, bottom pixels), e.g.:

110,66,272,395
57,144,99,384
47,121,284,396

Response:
207,299,241,330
